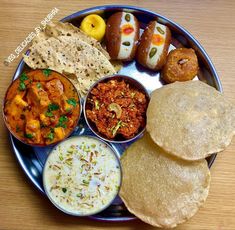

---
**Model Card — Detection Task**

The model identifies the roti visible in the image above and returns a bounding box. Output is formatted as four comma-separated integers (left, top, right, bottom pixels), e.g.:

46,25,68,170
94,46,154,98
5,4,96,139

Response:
147,80,235,161
120,133,211,228
23,34,116,96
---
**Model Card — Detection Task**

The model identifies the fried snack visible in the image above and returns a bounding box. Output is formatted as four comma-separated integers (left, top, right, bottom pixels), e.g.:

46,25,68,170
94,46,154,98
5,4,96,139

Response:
162,48,199,83
147,80,235,161
120,133,210,228
32,21,110,59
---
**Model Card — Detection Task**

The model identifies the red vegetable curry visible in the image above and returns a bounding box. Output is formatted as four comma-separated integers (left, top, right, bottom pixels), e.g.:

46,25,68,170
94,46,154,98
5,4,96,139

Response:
4,69,80,145
86,79,148,140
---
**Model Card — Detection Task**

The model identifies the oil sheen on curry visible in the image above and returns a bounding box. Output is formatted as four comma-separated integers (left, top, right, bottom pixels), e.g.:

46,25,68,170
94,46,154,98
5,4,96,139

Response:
4,69,80,146
86,79,148,140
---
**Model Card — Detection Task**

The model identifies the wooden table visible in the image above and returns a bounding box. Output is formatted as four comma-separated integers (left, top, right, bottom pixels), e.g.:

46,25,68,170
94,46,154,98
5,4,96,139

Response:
0,0,234,229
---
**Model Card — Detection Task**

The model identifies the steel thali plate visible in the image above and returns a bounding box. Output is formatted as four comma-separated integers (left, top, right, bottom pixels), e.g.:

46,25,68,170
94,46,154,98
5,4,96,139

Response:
10,5,222,222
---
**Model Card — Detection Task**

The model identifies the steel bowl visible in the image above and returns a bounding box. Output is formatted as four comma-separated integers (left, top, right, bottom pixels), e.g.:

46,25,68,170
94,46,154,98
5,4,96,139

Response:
83,74,150,143
3,69,82,147
43,135,122,216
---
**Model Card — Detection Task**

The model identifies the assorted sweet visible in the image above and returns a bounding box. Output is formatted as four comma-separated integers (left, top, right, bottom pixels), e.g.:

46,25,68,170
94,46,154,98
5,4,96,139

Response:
4,70,80,145
136,21,171,70
80,14,106,41
4,10,235,229
105,12,139,61
162,48,199,83
85,77,148,140
43,136,121,215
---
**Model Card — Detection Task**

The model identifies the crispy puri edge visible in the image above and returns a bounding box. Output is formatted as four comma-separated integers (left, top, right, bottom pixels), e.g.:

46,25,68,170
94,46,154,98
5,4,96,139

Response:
147,119,235,162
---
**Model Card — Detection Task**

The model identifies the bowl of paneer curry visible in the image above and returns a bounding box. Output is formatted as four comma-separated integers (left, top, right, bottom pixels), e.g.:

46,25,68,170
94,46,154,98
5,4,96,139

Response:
3,69,81,146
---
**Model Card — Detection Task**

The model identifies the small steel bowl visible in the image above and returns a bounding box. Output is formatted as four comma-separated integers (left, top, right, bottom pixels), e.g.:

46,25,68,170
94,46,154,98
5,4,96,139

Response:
2,69,82,147
84,74,150,143
43,135,122,216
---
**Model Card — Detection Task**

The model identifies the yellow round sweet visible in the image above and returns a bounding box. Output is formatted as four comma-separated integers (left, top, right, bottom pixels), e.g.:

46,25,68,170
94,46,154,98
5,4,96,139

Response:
80,14,106,41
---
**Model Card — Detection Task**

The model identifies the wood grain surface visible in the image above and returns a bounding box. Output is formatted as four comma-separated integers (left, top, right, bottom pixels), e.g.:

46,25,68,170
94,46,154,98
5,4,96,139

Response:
0,0,235,229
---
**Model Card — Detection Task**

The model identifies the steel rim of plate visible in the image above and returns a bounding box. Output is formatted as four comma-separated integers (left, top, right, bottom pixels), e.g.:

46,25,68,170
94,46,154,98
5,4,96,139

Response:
9,5,222,222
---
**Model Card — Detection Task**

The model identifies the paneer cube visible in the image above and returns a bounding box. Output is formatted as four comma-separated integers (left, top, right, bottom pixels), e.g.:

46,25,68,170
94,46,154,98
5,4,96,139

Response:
6,95,28,117
54,127,65,140
27,84,51,107
45,79,64,98
26,119,40,132
60,94,73,113
13,95,28,107
25,119,41,143
39,114,51,126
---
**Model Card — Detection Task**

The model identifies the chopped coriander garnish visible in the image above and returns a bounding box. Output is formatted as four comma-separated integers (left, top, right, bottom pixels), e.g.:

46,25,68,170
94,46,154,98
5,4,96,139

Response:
43,69,51,77
48,103,59,111
66,108,72,113
36,82,41,88
45,104,58,118
47,132,54,141
62,187,67,193
45,111,54,117
20,72,28,81
56,115,68,128
25,133,33,139
19,82,26,91
59,115,68,123
18,72,29,91
57,123,67,128
67,98,77,107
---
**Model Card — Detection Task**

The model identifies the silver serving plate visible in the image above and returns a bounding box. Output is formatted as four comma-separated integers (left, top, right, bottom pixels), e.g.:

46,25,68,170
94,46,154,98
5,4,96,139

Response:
10,5,222,222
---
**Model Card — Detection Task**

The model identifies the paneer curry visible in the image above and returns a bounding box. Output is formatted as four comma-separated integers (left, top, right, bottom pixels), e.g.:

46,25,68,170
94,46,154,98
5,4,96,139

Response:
4,69,80,145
